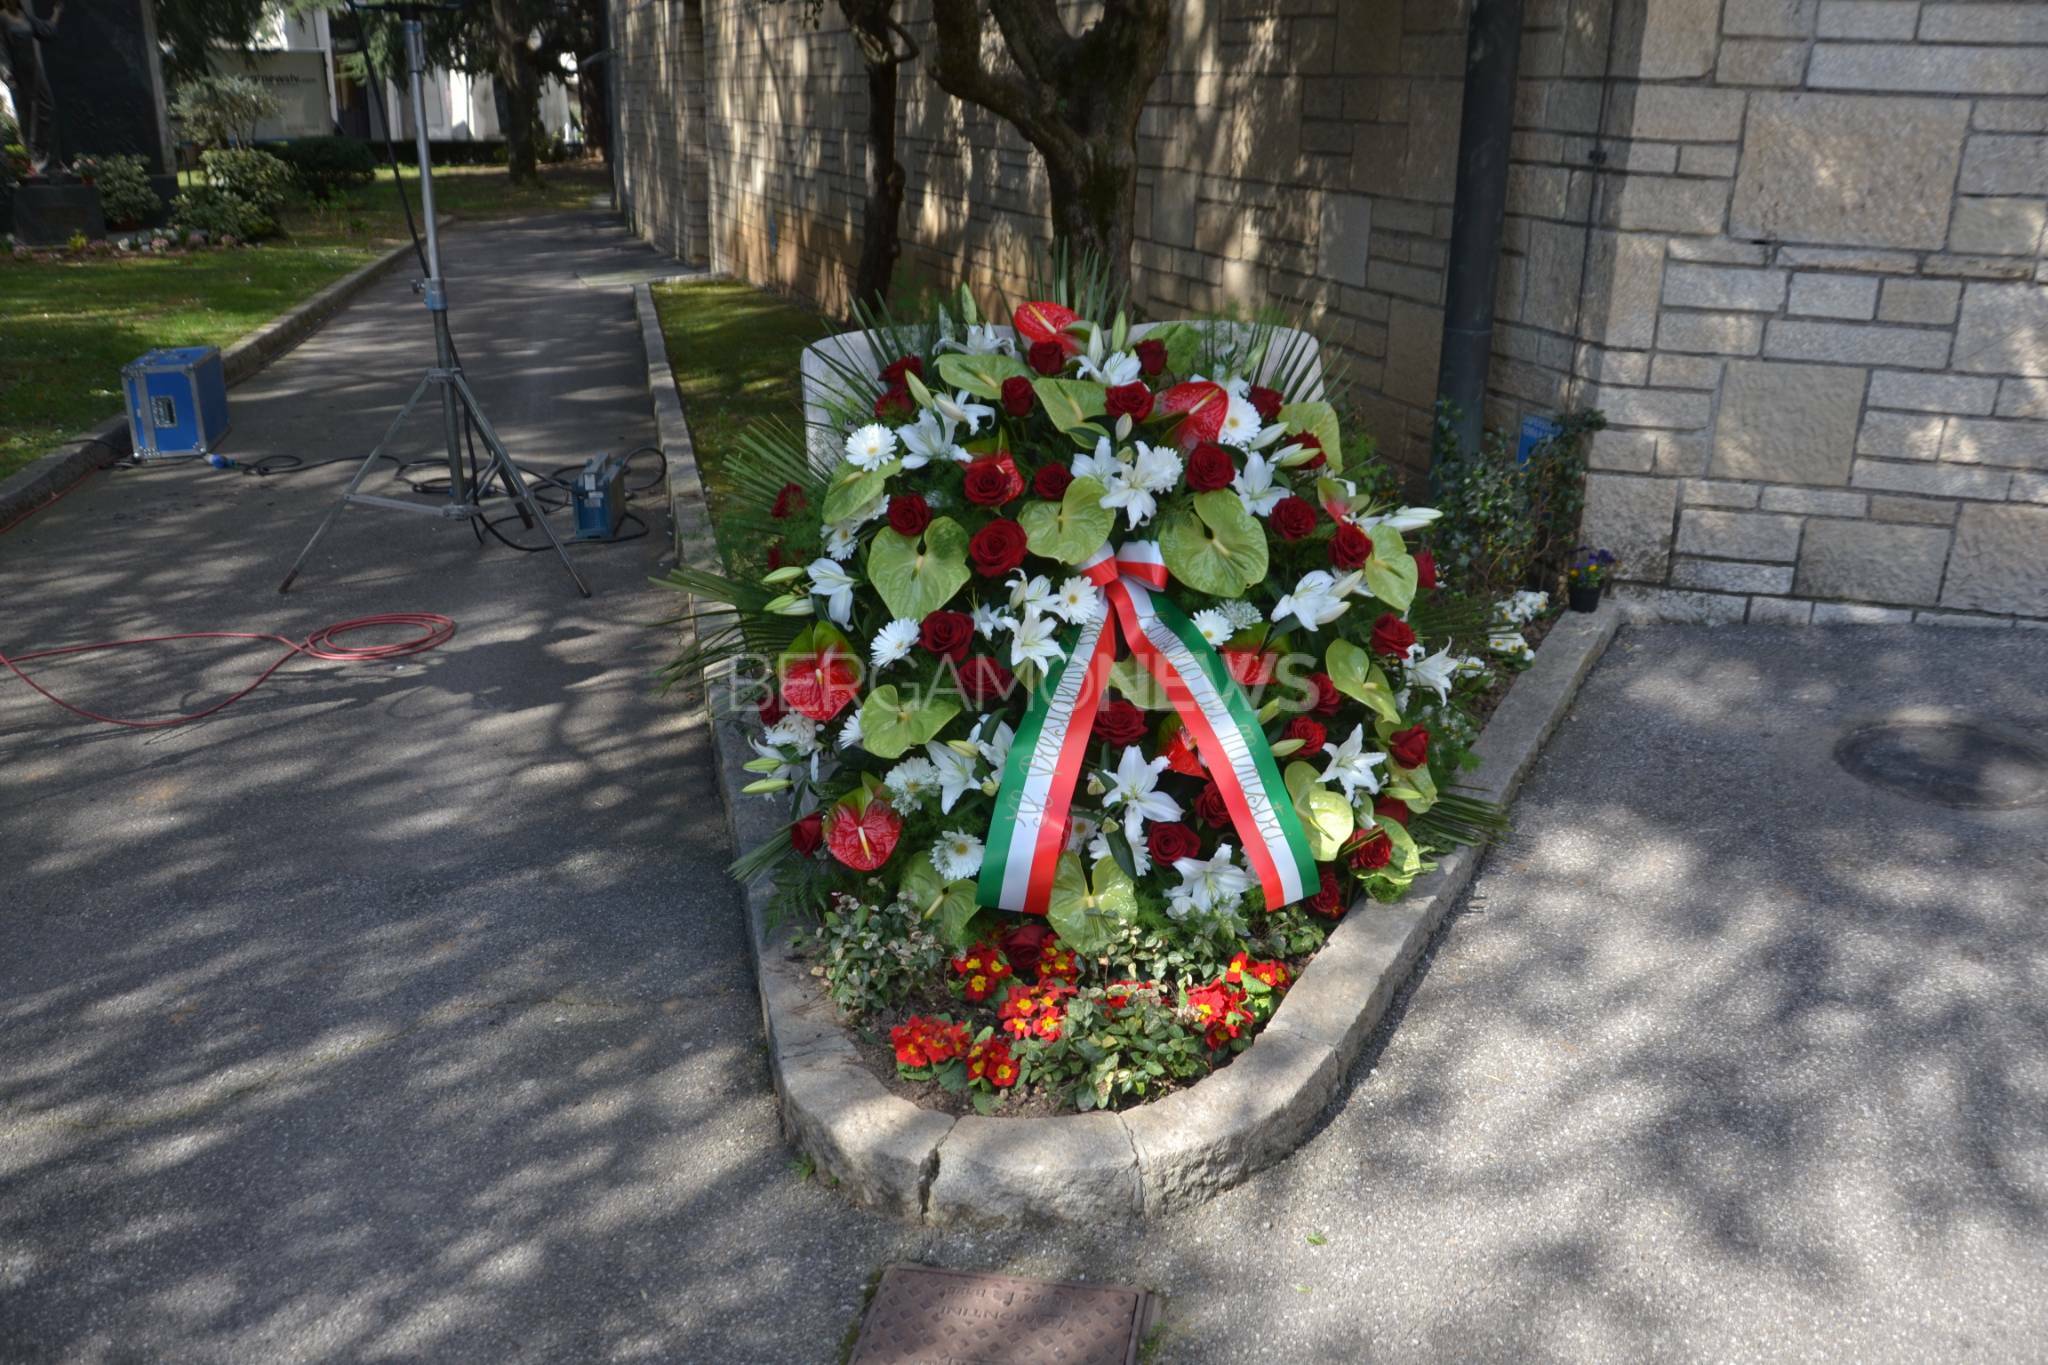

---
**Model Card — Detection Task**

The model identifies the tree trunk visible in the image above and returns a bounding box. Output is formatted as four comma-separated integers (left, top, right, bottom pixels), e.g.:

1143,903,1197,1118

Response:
1040,136,1139,301
490,0,540,185
577,56,609,162
849,17,906,306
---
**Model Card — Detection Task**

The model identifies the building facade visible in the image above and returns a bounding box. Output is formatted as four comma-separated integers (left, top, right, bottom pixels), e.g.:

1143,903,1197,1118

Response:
611,0,2048,625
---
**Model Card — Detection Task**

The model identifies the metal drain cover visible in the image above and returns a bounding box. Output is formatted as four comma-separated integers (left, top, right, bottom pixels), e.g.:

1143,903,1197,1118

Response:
1835,720,2048,809
849,1265,1153,1365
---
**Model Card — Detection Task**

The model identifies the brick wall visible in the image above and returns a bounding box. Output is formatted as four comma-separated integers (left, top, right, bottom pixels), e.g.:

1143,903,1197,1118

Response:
612,0,2048,625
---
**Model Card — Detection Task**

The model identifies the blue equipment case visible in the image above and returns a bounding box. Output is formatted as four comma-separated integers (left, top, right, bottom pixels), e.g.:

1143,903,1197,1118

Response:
571,453,628,540
123,346,231,459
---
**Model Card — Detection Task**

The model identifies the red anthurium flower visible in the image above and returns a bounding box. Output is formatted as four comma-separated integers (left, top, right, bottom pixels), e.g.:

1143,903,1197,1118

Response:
779,635,861,722
1222,647,1278,687
1157,381,1230,450
1161,728,1205,777
1012,299,1082,354
826,792,902,871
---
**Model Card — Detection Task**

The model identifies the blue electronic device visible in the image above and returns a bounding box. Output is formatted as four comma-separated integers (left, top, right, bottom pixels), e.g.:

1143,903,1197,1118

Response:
1515,413,1562,466
123,346,231,459
571,453,628,540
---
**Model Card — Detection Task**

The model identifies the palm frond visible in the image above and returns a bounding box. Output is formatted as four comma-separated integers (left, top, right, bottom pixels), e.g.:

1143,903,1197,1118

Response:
731,825,801,883
1409,592,1498,642
1413,793,1510,848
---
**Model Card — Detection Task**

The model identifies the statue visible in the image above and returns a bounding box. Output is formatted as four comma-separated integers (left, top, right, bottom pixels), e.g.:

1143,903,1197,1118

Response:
0,0,64,178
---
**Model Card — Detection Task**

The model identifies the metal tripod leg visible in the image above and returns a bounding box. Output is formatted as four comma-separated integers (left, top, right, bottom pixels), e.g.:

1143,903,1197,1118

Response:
451,373,591,598
277,377,433,594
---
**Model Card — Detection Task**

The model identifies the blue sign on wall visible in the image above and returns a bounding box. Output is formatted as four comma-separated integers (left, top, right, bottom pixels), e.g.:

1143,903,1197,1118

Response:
1516,414,1562,465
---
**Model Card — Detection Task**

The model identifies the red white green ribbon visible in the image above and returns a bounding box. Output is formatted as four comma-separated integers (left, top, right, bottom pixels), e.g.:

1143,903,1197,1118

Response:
978,541,1318,916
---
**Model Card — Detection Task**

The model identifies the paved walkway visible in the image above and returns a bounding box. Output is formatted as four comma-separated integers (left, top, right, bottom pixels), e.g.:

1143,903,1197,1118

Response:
7,214,2048,1362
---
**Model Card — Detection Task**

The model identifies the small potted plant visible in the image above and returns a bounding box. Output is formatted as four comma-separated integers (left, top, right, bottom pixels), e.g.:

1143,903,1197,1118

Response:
1566,546,1615,612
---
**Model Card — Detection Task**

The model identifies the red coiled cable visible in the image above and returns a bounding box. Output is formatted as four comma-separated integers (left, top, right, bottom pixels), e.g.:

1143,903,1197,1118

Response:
0,613,456,729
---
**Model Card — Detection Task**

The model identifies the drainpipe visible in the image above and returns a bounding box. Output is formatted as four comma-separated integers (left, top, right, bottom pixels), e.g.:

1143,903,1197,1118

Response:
1432,0,1526,491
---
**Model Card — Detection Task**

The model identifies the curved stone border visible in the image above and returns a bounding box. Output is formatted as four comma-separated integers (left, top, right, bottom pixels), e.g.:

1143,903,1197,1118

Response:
638,287,1620,1220
0,231,427,530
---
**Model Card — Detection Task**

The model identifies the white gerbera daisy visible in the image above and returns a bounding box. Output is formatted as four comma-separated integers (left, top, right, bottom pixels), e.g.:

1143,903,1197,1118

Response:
821,522,862,562
870,617,921,670
1216,393,1264,448
1048,576,1103,625
1089,827,1153,878
930,830,986,881
884,756,940,804
845,423,898,471
835,709,864,750
1065,811,1101,854
1191,608,1233,647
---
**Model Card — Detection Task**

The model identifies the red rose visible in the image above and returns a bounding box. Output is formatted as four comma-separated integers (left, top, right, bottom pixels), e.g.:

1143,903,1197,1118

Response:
1146,821,1200,865
790,811,823,855
1330,523,1372,570
968,519,1027,576
1248,385,1283,422
999,922,1055,977
1415,549,1439,590
1026,340,1066,376
1093,698,1147,746
758,691,786,726
1104,382,1154,422
770,482,806,519
1374,795,1411,827
767,543,784,570
1032,463,1073,500
1186,442,1235,493
879,355,924,385
1270,495,1316,541
1309,866,1346,918
1388,724,1429,770
1347,830,1393,871
1285,717,1327,753
1001,375,1035,417
963,454,1025,506
1194,782,1230,829
1370,612,1417,659
920,610,973,662
957,655,1015,706
1309,672,1342,716
1292,431,1326,470
887,493,931,538
1135,338,1168,376
874,386,913,420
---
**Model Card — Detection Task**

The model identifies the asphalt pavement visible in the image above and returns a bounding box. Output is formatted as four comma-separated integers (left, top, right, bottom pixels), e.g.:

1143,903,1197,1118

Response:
5,209,2048,1363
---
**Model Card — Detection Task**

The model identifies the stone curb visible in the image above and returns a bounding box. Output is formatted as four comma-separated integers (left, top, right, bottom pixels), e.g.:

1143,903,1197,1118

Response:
0,232,425,532
639,287,1622,1221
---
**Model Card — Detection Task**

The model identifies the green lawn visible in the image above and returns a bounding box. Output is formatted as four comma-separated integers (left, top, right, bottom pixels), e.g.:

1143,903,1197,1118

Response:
649,277,827,569
0,162,612,480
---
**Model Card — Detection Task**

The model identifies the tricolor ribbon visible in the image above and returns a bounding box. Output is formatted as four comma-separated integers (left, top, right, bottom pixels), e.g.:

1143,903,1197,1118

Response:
978,541,1319,916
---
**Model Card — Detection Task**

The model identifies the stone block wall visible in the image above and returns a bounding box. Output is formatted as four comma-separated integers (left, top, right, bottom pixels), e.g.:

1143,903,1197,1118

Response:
611,0,2048,625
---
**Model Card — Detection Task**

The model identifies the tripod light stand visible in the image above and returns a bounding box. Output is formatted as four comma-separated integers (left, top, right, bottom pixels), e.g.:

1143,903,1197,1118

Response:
278,4,590,598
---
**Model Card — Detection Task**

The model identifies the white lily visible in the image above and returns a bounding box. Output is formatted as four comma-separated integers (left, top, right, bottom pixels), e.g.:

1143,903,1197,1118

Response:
972,719,1015,771
844,423,897,471
1130,441,1183,493
1077,349,1142,386
1089,827,1153,878
896,409,962,469
870,617,920,670
1321,724,1387,799
763,712,820,753
1102,744,1183,846
1071,435,1120,483
1007,571,1056,619
1271,569,1353,633
970,602,1017,639
1008,611,1066,673
1171,844,1255,913
808,558,859,625
933,389,994,435
1357,505,1442,534
1098,465,1159,530
937,323,1014,356
1404,644,1463,704
1232,451,1286,517
925,740,981,814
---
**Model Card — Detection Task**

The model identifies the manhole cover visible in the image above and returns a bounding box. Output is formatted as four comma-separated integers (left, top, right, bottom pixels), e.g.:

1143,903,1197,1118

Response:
1834,720,2048,809
849,1264,1154,1365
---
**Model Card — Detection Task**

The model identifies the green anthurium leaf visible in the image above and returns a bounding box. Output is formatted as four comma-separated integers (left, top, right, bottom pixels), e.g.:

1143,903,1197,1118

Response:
1377,816,1424,881
933,881,984,947
899,855,945,907
821,459,896,524
1324,639,1402,724
1363,524,1417,613
1109,656,1171,709
859,685,962,760
1280,400,1342,473
1159,489,1268,598
1046,855,1139,955
1385,759,1438,814
936,351,1031,400
1140,322,1202,377
866,517,971,620
1017,475,1115,564
1283,761,1355,862
1031,378,1108,433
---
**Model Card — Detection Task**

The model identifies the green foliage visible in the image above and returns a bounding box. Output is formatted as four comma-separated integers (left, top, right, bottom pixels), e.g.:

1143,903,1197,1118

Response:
172,75,280,151
78,156,162,229
806,896,948,1019
1429,401,1605,602
269,137,377,199
1017,990,1212,1112
170,186,271,242
156,0,271,84
202,149,297,213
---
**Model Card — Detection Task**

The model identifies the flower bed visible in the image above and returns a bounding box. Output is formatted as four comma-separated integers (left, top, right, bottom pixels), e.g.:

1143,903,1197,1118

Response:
672,294,1523,1117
